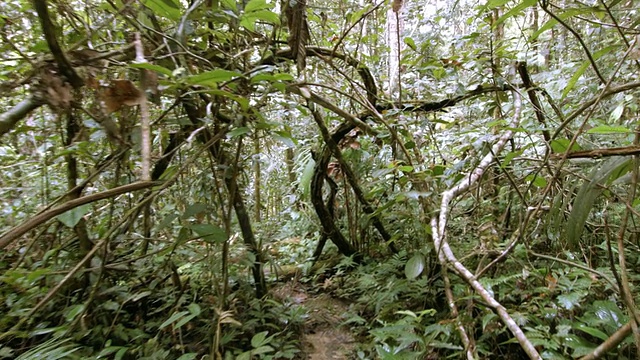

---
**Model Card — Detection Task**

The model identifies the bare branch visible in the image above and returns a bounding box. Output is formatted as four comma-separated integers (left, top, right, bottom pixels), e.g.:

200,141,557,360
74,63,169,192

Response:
0,181,161,250
0,95,45,136
431,90,542,359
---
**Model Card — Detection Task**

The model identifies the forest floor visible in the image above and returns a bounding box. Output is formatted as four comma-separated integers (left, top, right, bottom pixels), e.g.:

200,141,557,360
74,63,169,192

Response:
271,280,356,359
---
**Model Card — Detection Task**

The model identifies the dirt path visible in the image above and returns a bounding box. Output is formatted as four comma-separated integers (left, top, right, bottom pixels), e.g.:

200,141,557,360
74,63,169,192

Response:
271,282,356,359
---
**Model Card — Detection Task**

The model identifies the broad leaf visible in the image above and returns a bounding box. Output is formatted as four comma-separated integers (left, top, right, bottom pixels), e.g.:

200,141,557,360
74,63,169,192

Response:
550,138,581,153
142,0,182,21
405,254,425,279
159,311,189,329
189,224,228,243
586,125,631,134
57,204,91,228
244,0,271,13
187,69,241,86
567,157,631,248
129,63,174,77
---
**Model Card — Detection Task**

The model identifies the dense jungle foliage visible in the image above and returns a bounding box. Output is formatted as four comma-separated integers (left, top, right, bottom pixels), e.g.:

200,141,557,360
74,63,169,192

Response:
1,0,640,359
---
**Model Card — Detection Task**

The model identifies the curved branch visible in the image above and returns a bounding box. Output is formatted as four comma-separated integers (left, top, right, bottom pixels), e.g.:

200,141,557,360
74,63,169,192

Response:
0,181,161,250
0,95,45,136
309,103,398,254
431,91,541,359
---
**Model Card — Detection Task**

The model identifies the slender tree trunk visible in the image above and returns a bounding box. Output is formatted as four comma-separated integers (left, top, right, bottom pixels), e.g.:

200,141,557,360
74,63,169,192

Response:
253,131,261,222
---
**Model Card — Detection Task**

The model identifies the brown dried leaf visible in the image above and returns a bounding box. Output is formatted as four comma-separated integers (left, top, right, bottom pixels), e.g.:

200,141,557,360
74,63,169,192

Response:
98,79,144,114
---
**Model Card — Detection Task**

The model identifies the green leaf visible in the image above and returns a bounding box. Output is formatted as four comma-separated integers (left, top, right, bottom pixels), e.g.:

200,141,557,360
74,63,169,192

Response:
64,304,85,322
299,157,315,198
236,352,251,360
525,174,547,188
183,203,207,218
244,0,271,12
405,254,425,279
562,46,618,98
500,148,524,168
57,204,91,228
228,127,251,138
220,0,236,11
207,89,250,111
189,224,227,243
115,347,128,360
272,131,296,148
187,69,241,86
251,331,269,348
609,102,625,122
486,0,511,9
549,138,582,153
250,9,280,24
404,37,417,51
176,354,198,360
395,310,418,318
98,346,129,358
567,157,631,248
159,311,189,329
557,291,587,310
252,345,275,355
142,0,182,21
495,0,536,27
128,290,152,302
174,313,197,329
240,9,280,31
187,303,201,316
482,312,498,330
129,63,173,77
586,125,631,134
574,324,608,341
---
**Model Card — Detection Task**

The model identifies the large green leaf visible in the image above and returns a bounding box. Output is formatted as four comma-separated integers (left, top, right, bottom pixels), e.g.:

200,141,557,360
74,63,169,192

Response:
566,157,631,248
56,204,91,228
187,69,242,86
299,156,315,198
142,0,182,21
189,224,227,243
405,253,425,279
550,138,582,153
586,125,631,134
129,63,174,77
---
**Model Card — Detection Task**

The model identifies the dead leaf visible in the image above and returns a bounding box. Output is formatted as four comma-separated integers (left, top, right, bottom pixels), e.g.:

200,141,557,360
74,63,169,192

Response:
98,79,144,114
